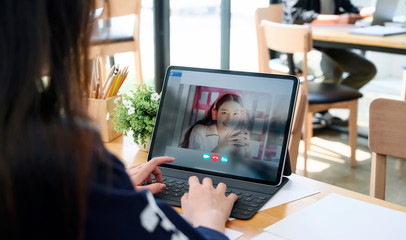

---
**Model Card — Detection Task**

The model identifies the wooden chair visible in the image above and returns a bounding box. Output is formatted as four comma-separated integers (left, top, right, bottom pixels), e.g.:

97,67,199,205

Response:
402,65,406,101
255,10,363,174
255,4,303,172
255,4,288,75
289,86,307,173
90,0,143,85
369,98,406,200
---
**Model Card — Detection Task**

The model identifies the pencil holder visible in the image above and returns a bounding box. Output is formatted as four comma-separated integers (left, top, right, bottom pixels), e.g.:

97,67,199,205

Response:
88,95,122,142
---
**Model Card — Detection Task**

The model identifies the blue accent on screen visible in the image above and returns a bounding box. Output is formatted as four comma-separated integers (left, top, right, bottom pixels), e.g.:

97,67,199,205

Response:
170,71,182,77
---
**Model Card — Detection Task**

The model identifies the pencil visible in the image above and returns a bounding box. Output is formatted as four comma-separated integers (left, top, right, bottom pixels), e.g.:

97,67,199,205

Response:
95,82,100,99
112,68,125,96
89,58,97,97
115,66,129,95
94,57,100,98
97,57,103,89
102,67,118,99
108,69,122,98
107,70,120,98
95,57,103,98
101,65,115,94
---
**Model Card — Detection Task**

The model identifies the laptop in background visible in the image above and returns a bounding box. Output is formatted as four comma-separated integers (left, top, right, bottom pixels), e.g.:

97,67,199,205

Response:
350,0,403,36
371,0,400,26
147,66,299,219
355,0,400,26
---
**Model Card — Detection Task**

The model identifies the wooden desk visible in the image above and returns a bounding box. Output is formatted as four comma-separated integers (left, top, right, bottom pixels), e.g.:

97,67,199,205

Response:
312,26,406,101
105,135,406,239
311,26,406,55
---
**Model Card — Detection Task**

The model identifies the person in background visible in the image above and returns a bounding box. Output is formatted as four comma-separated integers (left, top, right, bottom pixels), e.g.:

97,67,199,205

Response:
282,0,377,126
181,92,252,158
0,0,237,239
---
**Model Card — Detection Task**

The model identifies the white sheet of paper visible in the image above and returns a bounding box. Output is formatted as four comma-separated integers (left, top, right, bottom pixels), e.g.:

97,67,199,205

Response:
251,232,288,240
264,193,406,240
349,25,406,36
225,228,243,240
259,176,319,211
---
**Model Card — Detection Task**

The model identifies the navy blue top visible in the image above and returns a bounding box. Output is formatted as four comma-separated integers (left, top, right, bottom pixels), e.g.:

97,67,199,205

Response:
85,152,229,240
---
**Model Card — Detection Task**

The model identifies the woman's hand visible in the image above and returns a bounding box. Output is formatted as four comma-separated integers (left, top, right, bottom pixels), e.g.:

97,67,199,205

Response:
181,176,238,233
229,129,252,158
126,156,174,194
240,130,252,157
233,129,251,147
213,129,246,153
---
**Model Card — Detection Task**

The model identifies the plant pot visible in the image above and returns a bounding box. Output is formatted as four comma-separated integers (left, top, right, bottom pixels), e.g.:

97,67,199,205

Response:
136,137,151,152
125,130,151,152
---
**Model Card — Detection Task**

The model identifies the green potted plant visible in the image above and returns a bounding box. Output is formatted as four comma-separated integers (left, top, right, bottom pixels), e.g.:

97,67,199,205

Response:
112,84,160,151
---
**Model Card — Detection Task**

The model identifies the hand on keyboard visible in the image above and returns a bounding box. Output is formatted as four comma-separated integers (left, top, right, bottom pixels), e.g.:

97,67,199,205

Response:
180,176,238,234
126,156,174,194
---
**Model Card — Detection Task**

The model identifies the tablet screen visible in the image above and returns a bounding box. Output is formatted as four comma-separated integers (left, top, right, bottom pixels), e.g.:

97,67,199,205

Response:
149,66,298,185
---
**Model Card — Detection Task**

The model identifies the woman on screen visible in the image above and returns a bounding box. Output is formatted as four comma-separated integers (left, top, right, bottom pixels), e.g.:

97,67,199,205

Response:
181,92,251,158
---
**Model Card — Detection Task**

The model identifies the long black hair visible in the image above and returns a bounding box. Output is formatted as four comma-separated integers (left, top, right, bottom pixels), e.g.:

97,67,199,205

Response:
0,0,105,239
180,93,244,148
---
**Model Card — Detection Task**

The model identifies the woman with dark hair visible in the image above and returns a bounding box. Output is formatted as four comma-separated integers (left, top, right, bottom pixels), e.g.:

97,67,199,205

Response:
181,92,251,157
0,0,236,239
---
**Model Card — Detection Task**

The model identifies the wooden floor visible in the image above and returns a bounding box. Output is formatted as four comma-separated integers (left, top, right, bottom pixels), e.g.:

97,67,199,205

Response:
295,76,406,207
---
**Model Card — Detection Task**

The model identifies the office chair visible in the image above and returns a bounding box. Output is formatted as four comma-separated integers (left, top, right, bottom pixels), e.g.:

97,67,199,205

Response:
369,98,406,200
255,14,362,174
90,0,143,85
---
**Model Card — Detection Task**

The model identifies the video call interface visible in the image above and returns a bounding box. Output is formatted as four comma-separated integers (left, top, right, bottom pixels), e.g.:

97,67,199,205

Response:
149,68,297,184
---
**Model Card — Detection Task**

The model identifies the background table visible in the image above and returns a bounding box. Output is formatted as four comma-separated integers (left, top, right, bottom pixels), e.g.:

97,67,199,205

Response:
311,26,406,55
